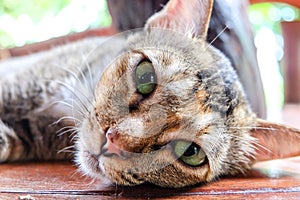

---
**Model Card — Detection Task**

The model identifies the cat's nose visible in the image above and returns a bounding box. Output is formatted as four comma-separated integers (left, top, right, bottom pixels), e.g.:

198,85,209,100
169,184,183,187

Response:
102,128,123,157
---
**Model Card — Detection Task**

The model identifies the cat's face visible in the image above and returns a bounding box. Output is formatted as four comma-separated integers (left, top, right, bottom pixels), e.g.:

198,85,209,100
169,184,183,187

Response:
75,25,256,187
75,0,300,188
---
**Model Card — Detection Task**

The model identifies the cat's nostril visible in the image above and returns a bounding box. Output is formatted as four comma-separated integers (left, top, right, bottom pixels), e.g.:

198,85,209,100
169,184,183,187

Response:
102,128,123,157
105,127,118,143
128,103,138,112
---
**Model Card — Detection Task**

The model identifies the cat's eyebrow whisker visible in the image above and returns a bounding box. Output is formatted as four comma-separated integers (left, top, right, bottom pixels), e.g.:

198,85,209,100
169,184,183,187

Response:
80,53,96,99
60,67,92,101
55,80,90,114
62,59,95,107
53,100,88,118
74,64,94,102
49,99,74,109
217,123,278,131
228,126,277,131
207,25,229,49
230,133,273,156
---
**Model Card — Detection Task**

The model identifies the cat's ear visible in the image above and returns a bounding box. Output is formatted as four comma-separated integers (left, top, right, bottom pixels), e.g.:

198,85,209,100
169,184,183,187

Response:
250,118,300,162
145,0,214,38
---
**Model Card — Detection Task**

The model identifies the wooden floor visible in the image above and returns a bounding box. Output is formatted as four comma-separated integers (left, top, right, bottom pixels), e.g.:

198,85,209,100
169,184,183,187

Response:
1,105,300,199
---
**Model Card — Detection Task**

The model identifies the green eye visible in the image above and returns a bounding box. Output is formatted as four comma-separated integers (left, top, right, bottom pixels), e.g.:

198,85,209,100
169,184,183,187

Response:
135,60,157,95
174,140,206,167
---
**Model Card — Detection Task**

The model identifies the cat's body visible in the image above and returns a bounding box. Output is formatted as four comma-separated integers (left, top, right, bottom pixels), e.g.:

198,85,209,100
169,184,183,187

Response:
1,0,300,188
0,37,124,161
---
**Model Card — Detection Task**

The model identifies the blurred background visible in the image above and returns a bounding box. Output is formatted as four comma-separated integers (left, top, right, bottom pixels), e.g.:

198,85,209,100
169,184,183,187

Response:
0,0,299,122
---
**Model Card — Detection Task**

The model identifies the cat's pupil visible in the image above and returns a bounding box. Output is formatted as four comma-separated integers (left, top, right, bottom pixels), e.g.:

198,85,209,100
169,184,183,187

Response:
139,72,155,84
183,145,199,157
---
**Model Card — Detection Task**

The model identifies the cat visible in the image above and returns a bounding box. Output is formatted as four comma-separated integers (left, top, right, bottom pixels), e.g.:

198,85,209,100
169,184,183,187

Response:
1,0,300,188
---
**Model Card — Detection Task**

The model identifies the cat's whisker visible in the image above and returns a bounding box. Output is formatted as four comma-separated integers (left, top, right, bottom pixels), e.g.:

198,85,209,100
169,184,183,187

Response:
51,100,74,109
63,69,93,104
32,79,87,117
57,145,75,154
70,133,79,143
228,126,277,131
202,132,227,155
79,53,96,99
56,125,77,135
57,127,78,137
53,100,88,118
71,168,82,179
230,133,273,157
207,25,229,49
53,116,81,126
66,61,95,107
54,80,91,114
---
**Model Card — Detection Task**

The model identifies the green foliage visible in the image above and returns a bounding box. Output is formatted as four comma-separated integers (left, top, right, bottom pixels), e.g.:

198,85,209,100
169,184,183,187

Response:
249,3,300,34
0,0,111,47
0,0,71,23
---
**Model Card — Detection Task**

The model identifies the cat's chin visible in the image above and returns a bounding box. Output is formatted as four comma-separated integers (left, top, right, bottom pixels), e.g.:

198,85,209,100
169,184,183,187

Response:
75,149,104,180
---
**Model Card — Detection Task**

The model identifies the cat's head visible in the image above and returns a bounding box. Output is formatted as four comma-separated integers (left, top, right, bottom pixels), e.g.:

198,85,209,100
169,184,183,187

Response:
75,0,300,188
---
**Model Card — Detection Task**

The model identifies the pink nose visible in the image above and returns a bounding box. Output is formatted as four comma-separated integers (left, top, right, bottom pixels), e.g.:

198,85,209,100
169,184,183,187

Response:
102,128,123,157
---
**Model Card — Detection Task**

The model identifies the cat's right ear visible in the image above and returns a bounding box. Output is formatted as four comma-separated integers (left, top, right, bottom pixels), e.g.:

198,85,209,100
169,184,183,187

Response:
145,0,214,38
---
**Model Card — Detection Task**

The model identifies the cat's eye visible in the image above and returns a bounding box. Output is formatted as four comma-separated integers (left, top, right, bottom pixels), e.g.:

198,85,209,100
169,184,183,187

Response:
135,60,157,95
173,140,206,167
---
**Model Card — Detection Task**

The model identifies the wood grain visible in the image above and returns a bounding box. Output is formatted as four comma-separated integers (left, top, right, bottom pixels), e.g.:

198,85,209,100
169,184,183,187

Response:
0,157,300,199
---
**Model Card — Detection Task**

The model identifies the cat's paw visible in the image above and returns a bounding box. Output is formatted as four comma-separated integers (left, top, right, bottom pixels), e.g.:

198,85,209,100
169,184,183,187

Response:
0,133,10,162
0,122,24,163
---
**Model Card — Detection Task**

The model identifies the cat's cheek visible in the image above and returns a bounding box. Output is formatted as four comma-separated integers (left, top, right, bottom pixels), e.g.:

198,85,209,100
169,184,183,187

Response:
98,157,146,186
74,118,108,179
77,118,106,155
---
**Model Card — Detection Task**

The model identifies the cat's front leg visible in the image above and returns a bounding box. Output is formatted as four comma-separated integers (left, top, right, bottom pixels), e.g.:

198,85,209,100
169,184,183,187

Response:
0,120,25,162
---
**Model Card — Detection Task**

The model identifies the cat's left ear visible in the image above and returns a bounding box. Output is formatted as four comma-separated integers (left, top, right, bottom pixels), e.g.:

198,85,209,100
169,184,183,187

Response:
250,118,300,162
145,0,214,38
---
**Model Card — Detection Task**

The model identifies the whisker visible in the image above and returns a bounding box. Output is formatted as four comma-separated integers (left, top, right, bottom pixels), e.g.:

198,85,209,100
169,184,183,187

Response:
57,127,78,137
70,133,79,142
67,62,95,107
54,100,88,118
52,116,81,125
230,133,273,156
55,80,90,114
207,25,229,48
79,54,95,98
56,125,76,135
57,145,75,154
85,57,97,101
228,126,277,131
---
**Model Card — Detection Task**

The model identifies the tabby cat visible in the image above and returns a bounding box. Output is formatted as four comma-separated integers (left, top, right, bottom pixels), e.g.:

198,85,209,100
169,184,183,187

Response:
0,0,300,188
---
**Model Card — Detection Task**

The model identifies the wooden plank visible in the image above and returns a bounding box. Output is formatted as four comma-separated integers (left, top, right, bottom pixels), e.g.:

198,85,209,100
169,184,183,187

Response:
2,192,300,200
0,157,300,199
3,27,117,58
